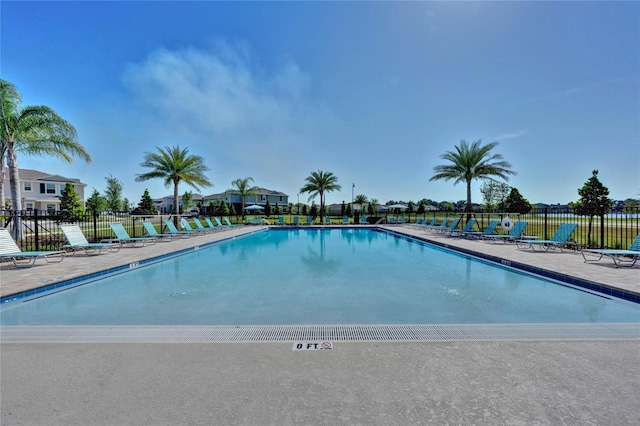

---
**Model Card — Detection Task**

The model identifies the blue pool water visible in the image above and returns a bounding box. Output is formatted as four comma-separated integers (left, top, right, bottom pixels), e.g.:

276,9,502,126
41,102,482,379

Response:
2,228,639,325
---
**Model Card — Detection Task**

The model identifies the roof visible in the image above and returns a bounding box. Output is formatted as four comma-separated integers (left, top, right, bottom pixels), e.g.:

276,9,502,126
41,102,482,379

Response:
16,168,84,185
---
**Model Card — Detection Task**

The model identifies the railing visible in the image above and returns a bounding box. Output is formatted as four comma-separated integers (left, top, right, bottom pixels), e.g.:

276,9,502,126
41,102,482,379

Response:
2,207,639,252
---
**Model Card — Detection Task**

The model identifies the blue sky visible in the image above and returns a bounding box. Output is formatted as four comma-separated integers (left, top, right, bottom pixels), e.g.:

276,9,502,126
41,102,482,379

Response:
2,1,638,207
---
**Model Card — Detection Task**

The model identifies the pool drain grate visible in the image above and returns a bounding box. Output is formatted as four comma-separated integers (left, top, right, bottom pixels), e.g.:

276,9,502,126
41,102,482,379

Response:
1,323,638,343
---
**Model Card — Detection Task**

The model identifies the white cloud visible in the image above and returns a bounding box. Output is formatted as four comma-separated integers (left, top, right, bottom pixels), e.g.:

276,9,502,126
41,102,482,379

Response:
120,41,336,195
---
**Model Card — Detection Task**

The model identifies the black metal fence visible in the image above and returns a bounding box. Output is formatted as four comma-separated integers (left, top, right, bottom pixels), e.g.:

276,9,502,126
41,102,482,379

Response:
2,207,639,252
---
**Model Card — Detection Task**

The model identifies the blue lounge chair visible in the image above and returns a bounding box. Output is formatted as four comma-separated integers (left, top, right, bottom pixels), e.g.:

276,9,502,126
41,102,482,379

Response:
192,217,217,233
142,221,176,241
436,217,461,234
204,218,222,231
516,223,578,252
582,234,640,268
60,225,121,255
293,216,299,225
306,216,314,225
342,216,349,224
360,216,368,224
414,218,436,229
180,218,208,234
325,216,332,225
278,216,285,225
0,228,65,268
463,219,500,239
483,221,528,244
164,220,194,236
223,217,238,227
450,218,476,237
109,223,157,247
425,218,450,232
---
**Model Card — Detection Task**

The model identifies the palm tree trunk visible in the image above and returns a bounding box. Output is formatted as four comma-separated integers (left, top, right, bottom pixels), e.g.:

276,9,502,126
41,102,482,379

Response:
0,159,5,209
173,180,179,225
7,141,22,238
319,192,324,223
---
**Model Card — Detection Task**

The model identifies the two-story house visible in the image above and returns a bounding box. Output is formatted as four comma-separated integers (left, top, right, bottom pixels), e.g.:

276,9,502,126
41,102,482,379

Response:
2,168,87,211
204,187,289,213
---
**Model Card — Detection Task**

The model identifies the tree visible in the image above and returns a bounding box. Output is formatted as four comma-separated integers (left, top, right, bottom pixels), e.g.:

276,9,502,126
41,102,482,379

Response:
504,187,532,214
59,182,82,222
104,174,124,212
417,200,426,216
430,139,515,214
229,177,255,218
480,181,511,212
264,199,271,217
136,145,212,222
368,198,378,216
135,189,158,215
573,170,612,247
299,170,342,224
0,79,91,237
85,188,106,212
181,190,194,214
354,194,368,211
406,201,415,214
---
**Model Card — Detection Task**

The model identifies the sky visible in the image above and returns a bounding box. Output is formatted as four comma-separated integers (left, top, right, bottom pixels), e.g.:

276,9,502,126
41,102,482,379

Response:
1,1,639,207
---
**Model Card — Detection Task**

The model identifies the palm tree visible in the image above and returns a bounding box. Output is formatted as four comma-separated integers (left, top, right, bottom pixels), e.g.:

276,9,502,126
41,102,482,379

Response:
430,140,515,213
228,177,255,218
1,79,91,237
299,170,341,224
354,194,368,213
135,146,212,220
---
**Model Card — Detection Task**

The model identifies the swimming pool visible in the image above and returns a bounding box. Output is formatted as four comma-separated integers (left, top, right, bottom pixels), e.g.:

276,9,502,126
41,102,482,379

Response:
1,228,639,326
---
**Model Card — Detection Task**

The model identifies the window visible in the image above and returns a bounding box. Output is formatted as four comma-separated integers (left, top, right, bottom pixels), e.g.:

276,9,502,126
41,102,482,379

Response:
46,204,56,212
24,182,32,191
46,183,56,194
25,203,34,210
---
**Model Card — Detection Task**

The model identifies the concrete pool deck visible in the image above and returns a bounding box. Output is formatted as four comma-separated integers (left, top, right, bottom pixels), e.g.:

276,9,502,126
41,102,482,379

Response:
1,225,639,425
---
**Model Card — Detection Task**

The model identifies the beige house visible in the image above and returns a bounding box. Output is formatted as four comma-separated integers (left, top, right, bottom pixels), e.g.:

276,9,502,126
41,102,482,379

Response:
2,168,87,211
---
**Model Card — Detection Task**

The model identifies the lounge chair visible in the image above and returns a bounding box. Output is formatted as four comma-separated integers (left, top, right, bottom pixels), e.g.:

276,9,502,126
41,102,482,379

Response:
142,221,176,241
413,218,436,229
0,228,65,268
436,217,461,234
180,218,209,234
582,234,640,268
425,218,450,232
60,225,121,255
278,216,285,225
325,216,332,225
516,223,578,252
483,221,528,244
293,216,299,225
360,216,367,224
223,217,238,227
450,218,476,237
192,218,217,233
204,218,222,231
109,223,157,247
342,216,349,224
306,216,314,225
164,220,195,236
463,219,500,239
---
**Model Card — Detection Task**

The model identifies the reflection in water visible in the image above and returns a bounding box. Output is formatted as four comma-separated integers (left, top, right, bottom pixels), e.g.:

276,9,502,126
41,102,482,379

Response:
301,229,341,276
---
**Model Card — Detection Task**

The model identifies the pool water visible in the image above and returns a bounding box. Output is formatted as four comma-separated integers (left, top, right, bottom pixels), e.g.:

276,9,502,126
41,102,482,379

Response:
2,228,639,325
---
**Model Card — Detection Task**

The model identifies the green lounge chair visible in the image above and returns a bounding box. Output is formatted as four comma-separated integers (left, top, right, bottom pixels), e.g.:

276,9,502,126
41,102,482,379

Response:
142,221,176,241
483,221,528,244
516,223,578,252
60,225,121,255
0,228,65,268
109,223,157,247
582,234,640,268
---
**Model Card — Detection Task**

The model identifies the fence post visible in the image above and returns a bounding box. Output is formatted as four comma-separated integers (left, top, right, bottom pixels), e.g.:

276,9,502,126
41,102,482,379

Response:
543,208,548,240
92,210,98,242
132,216,137,238
600,212,605,249
34,209,40,251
